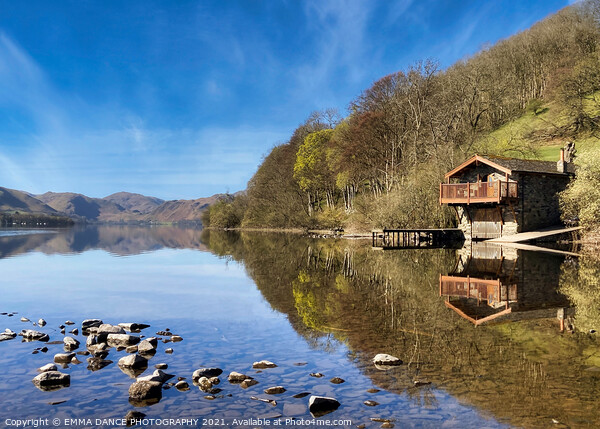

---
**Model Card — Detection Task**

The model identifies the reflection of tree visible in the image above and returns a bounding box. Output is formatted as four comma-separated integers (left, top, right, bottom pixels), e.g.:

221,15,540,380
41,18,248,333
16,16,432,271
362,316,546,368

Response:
292,270,327,332
560,256,600,333
202,230,600,428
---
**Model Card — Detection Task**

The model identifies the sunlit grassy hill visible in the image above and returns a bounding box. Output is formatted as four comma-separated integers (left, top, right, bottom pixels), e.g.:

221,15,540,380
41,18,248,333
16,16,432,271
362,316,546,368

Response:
477,95,600,161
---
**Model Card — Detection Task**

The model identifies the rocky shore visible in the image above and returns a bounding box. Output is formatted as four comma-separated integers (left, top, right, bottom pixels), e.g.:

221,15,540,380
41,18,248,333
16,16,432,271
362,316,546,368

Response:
1,312,421,428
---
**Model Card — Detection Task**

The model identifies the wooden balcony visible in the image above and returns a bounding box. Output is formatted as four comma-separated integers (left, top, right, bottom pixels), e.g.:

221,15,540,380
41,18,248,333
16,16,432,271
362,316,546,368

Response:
439,180,517,205
439,275,517,306
440,275,518,325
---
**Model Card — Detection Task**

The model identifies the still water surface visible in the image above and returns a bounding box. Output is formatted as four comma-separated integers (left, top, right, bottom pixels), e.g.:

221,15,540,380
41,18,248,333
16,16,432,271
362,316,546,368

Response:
0,226,598,428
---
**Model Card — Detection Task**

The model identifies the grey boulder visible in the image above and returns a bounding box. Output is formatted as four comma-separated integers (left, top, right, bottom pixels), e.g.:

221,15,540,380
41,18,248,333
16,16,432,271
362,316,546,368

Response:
32,371,70,389
19,329,49,342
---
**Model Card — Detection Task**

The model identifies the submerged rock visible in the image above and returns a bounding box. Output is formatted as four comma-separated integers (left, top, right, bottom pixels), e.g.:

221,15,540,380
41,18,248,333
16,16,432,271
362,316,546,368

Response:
87,346,109,359
197,377,213,391
19,329,49,342
192,368,223,380
155,363,168,370
125,411,146,427
119,354,148,370
364,400,380,406
86,357,113,371
308,396,340,417
228,371,247,383
38,363,58,373
107,334,140,347
264,386,286,394
98,324,126,335
32,371,70,390
372,353,402,366
119,323,151,332
37,319,46,327
63,337,80,351
137,338,158,354
309,372,324,378
82,319,103,330
20,317,30,322
330,377,345,384
253,360,277,369
128,380,162,406
241,378,258,389
138,369,174,384
54,352,76,363
175,381,190,391
0,329,16,342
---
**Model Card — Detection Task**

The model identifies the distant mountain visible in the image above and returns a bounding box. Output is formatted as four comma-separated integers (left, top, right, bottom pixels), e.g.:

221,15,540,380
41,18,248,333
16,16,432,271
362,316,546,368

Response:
103,192,164,215
0,186,230,224
0,187,58,214
147,194,230,223
36,192,131,222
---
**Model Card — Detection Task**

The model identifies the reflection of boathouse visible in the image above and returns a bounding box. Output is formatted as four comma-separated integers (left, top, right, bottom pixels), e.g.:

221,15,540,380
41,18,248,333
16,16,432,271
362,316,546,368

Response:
440,243,570,325
440,153,574,240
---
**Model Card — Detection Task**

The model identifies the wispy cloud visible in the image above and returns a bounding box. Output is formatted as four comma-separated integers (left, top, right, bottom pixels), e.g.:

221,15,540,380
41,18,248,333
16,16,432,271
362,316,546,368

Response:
0,32,286,198
290,0,373,108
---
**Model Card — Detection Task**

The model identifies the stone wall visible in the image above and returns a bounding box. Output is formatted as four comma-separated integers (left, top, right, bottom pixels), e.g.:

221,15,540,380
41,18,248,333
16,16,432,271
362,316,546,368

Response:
456,204,520,239
516,173,570,231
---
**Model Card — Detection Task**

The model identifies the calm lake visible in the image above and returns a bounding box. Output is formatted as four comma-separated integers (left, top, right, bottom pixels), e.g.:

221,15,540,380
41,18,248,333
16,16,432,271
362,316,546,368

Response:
0,226,598,429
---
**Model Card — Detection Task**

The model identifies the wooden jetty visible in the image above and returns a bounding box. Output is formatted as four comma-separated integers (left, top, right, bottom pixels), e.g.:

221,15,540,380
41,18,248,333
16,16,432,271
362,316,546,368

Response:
372,229,463,250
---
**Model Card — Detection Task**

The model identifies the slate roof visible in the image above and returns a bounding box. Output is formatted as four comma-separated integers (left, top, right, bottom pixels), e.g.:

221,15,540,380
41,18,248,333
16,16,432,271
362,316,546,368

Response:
445,154,576,178
486,155,576,175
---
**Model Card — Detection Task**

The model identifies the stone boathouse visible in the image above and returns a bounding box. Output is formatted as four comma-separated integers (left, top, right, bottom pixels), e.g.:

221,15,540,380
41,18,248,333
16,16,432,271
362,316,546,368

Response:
439,151,575,240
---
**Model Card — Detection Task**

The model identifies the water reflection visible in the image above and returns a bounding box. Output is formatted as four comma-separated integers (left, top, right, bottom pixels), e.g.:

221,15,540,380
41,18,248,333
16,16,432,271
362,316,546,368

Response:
0,226,598,428
440,242,571,327
202,230,600,428
0,225,207,258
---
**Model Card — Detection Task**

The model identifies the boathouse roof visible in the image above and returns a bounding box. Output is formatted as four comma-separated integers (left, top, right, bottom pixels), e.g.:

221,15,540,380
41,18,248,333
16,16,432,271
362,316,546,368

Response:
445,154,575,179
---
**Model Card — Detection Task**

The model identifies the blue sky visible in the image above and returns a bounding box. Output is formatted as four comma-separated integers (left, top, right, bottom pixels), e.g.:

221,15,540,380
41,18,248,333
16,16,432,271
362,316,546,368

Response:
0,0,571,200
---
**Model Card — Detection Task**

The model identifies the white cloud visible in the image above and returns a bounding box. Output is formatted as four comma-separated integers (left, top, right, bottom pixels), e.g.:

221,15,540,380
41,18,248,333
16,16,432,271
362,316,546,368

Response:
0,33,287,199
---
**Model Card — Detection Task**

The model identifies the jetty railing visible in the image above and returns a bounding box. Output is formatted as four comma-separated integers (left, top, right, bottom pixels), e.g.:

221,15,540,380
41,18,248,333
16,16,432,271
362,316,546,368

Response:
372,229,463,249
440,180,518,204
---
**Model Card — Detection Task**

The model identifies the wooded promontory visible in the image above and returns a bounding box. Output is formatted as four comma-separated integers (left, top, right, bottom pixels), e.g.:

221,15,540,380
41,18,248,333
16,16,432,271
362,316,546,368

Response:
205,1,600,234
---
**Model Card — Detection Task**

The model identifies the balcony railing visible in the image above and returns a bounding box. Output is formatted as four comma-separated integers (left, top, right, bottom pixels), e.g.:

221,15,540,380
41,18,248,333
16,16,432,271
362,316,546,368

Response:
439,275,517,306
439,180,517,204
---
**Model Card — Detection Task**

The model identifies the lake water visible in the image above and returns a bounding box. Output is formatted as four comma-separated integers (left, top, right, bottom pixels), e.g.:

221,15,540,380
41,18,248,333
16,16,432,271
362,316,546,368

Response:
0,226,598,429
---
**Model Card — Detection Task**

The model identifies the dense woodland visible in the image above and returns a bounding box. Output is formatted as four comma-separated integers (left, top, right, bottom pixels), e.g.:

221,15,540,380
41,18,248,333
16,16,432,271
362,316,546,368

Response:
0,212,74,227
205,1,600,233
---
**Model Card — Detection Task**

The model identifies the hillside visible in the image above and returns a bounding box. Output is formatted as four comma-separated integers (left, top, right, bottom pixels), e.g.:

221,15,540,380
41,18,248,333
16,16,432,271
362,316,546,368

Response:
0,187,58,214
0,188,228,224
147,194,228,223
103,192,164,214
36,191,133,222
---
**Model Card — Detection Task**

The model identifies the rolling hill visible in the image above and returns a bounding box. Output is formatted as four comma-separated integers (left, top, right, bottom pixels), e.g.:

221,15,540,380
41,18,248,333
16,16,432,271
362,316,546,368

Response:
0,187,58,214
103,192,164,215
0,187,229,224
